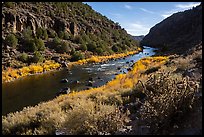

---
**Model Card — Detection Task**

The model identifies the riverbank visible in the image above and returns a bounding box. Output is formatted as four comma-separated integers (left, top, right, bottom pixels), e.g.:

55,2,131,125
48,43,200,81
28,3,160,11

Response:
2,49,142,83
2,60,61,83
2,55,169,135
68,49,142,68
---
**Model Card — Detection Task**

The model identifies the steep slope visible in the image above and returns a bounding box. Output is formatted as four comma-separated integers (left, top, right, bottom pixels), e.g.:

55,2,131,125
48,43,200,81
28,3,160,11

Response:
132,35,144,42
2,2,140,69
141,4,202,54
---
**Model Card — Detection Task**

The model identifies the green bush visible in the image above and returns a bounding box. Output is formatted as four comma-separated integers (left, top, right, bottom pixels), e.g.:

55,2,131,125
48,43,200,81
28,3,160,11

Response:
4,34,18,48
60,41,70,53
36,28,48,40
23,39,37,52
74,35,83,44
34,38,45,51
53,37,61,45
71,51,84,61
23,27,33,41
32,51,44,63
36,28,43,39
48,29,57,38
42,28,48,40
96,47,103,55
70,47,76,55
87,42,97,52
80,43,87,51
64,31,70,40
23,38,45,52
18,52,29,63
112,45,119,52
58,31,64,39
4,2,15,8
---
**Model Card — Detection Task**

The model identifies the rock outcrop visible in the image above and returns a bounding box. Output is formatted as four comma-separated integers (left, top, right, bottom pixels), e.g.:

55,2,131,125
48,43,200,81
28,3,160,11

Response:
2,2,126,38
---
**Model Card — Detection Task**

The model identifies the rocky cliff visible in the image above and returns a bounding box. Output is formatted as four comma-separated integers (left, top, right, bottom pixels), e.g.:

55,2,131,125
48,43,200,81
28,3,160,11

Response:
2,2,140,69
2,2,121,38
141,4,202,54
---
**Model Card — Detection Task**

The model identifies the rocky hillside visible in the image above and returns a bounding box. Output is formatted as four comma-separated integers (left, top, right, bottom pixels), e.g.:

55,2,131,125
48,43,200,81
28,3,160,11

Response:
2,2,140,69
141,4,202,54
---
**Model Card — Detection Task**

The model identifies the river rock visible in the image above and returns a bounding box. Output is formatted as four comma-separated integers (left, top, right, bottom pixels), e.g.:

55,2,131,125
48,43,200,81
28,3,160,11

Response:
61,62,68,67
88,77,93,81
87,81,93,87
74,80,80,84
60,78,68,83
127,68,132,71
56,87,70,96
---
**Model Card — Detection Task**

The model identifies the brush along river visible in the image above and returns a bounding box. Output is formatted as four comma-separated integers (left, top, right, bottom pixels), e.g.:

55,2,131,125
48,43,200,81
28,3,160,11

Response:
2,46,156,115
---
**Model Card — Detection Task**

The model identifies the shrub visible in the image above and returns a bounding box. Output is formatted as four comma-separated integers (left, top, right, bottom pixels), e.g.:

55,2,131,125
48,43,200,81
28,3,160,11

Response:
61,99,128,135
80,43,87,51
64,31,70,40
36,28,43,39
4,34,18,48
23,38,45,52
142,66,160,75
34,38,45,51
58,31,64,39
74,35,83,44
53,37,61,45
4,2,15,8
23,27,33,41
18,52,29,63
112,45,119,52
96,47,103,55
24,39,37,52
71,51,84,61
70,47,76,55
36,28,48,40
48,29,57,38
60,41,70,53
87,42,97,52
42,28,48,40
139,72,199,134
32,51,44,63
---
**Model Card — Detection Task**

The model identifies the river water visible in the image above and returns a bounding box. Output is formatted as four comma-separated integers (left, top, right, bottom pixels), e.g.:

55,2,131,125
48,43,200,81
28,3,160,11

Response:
2,46,156,116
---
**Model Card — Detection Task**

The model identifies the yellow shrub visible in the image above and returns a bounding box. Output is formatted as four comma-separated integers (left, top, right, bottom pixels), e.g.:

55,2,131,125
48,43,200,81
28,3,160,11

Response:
29,65,43,73
122,78,134,89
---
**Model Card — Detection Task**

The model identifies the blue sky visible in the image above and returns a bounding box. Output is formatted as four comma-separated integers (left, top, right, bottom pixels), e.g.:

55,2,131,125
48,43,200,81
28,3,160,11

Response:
84,2,201,36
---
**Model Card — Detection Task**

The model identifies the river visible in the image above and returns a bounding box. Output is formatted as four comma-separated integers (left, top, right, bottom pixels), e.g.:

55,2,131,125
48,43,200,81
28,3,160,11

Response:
2,46,156,116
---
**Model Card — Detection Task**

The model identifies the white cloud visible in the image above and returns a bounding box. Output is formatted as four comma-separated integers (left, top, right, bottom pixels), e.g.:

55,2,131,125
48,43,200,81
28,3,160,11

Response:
140,8,155,14
175,2,201,9
125,4,132,10
161,2,201,19
125,22,150,36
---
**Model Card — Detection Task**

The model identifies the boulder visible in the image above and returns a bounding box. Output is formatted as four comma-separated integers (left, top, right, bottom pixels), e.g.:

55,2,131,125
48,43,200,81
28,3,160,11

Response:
56,87,71,96
60,78,68,83
127,68,131,71
88,77,93,81
87,81,93,87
